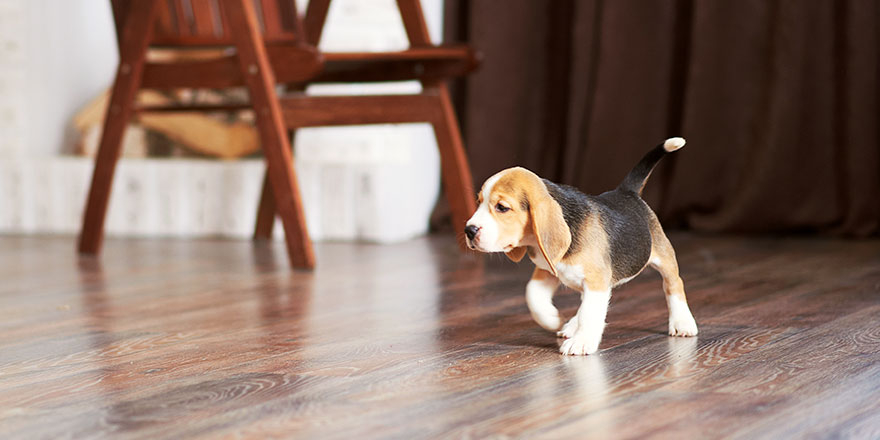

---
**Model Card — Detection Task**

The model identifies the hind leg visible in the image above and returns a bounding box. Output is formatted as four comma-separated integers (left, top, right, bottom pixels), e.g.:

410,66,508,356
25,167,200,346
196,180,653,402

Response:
649,231,698,337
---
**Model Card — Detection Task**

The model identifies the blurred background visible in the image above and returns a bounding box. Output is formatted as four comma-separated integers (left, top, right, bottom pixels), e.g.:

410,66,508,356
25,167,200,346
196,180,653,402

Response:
439,0,879,237
0,0,445,243
1,0,877,243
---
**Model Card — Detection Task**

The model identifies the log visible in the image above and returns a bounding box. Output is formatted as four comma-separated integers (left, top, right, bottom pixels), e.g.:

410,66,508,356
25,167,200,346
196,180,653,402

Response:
73,86,259,159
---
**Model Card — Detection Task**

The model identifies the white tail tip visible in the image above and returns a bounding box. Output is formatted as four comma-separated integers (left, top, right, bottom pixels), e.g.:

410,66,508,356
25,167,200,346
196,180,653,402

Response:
664,137,686,152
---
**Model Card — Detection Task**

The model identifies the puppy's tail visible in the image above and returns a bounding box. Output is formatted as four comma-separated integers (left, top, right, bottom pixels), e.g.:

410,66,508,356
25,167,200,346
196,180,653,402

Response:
617,137,686,196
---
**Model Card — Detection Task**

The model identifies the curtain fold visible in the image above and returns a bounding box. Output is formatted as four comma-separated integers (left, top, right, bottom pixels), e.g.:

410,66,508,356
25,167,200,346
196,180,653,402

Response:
443,0,879,236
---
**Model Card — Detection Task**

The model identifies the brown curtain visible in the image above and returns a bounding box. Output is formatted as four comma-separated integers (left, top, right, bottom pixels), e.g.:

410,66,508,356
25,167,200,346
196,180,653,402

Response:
442,0,879,236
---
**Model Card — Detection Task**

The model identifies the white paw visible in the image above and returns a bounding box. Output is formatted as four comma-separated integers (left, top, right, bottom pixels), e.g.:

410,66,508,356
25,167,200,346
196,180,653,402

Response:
668,314,698,337
556,316,578,338
559,335,601,356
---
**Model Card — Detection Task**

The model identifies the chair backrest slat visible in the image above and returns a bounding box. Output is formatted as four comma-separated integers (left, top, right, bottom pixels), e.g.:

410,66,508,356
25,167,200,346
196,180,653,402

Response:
172,0,190,36
279,0,305,38
260,0,284,39
154,1,177,36
190,0,220,37
131,0,302,47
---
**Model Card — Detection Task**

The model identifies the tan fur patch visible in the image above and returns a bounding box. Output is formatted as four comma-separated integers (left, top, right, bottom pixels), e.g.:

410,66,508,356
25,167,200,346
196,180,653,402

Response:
531,267,556,281
647,214,686,301
560,213,612,291
506,246,527,262
489,169,571,276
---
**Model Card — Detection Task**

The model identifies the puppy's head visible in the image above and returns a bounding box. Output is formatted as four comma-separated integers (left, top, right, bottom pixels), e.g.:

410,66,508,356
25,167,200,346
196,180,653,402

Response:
464,167,571,276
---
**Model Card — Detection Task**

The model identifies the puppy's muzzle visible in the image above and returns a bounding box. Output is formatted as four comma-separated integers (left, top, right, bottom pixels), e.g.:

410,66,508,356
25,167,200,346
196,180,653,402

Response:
464,225,480,242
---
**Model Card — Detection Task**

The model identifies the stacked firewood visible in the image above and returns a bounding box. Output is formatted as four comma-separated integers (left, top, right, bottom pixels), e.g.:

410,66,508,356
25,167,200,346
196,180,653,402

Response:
72,49,262,160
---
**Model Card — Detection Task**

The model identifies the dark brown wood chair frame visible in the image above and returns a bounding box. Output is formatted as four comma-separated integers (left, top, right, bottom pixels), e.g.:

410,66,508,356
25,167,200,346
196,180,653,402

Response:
78,0,478,269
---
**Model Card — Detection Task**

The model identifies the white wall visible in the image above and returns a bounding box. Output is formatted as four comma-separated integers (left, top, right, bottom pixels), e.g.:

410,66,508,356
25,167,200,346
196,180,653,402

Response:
0,0,118,156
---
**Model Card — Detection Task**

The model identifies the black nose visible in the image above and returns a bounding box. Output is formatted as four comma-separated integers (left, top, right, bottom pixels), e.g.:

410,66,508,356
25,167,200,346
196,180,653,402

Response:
464,225,480,241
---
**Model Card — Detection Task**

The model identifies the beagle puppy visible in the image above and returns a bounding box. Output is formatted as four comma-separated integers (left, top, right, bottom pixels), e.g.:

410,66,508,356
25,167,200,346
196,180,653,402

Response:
464,138,698,355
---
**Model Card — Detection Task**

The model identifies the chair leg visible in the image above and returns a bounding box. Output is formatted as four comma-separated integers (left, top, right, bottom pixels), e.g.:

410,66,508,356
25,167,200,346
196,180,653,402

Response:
254,129,299,241
78,0,158,255
253,169,276,240
399,0,476,244
431,84,476,238
222,0,315,269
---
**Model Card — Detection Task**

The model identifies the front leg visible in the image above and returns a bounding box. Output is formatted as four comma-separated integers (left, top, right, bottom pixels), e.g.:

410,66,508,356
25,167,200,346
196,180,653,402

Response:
557,314,579,339
559,287,612,355
526,267,563,331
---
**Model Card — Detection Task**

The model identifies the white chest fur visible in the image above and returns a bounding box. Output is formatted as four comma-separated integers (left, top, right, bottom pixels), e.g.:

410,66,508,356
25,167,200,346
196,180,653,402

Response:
530,254,585,290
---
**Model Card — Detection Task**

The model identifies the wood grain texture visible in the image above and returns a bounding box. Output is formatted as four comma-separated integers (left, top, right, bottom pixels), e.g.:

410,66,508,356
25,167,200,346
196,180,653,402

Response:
279,93,440,127
3,233,879,439
77,0,159,255
140,44,324,89
220,0,314,269
150,0,300,47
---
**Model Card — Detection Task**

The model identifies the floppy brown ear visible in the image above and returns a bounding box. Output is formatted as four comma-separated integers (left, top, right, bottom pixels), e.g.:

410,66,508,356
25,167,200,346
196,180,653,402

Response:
506,246,527,262
528,185,571,277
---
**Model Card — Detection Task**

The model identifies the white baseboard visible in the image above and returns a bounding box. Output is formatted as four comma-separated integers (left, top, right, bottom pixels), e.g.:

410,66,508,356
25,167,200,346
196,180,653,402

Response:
0,123,441,243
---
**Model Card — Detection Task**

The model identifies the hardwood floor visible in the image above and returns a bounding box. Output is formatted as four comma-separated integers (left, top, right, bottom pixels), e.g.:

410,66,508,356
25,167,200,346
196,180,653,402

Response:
0,233,878,439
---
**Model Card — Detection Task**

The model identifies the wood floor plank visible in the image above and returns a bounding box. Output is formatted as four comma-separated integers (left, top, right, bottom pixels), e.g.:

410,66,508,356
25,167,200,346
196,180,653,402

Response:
0,233,879,439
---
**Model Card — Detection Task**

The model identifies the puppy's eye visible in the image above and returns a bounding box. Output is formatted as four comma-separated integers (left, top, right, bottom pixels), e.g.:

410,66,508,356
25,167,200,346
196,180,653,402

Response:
495,203,510,213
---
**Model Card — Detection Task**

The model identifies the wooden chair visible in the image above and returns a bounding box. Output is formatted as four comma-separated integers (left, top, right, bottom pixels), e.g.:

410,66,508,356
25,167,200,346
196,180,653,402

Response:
79,0,478,269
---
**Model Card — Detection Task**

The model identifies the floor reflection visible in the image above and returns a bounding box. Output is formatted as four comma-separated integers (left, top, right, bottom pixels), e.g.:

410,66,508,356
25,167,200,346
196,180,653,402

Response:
298,238,447,368
666,335,699,378
561,355,615,435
